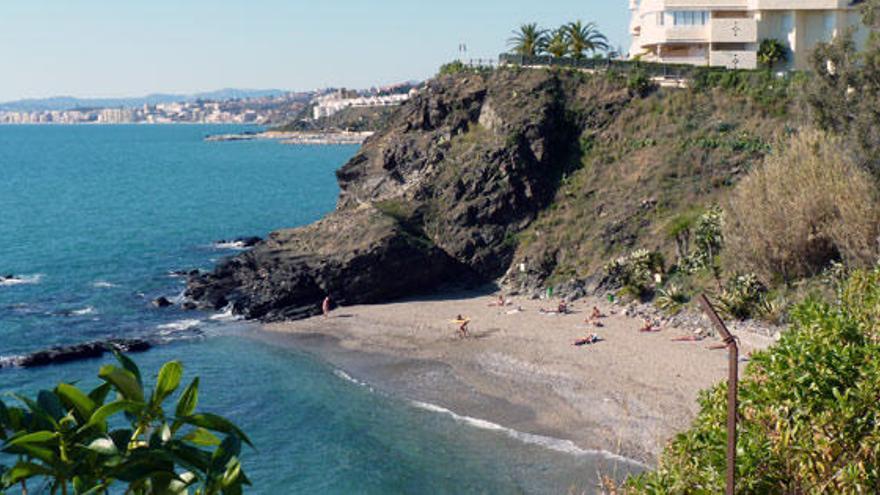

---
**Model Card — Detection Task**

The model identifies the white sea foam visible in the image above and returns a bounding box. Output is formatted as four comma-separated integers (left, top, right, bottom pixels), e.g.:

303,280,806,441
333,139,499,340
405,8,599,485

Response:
410,400,648,467
213,241,249,250
92,280,118,289
332,369,375,391
71,306,97,316
0,274,43,287
157,319,201,333
209,304,243,321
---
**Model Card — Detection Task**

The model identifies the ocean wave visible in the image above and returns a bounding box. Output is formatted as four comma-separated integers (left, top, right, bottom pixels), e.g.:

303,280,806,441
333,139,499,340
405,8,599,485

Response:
0,274,43,287
157,319,202,334
209,304,243,322
92,281,118,289
410,400,648,468
71,306,97,316
213,241,250,250
333,369,375,391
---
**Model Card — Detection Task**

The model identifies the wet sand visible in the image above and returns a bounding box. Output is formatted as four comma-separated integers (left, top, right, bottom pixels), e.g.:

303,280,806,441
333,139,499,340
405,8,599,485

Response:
260,290,775,464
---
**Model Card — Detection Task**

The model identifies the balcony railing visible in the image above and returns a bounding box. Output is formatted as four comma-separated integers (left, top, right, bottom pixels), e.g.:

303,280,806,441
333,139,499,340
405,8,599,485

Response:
709,50,758,69
711,18,758,43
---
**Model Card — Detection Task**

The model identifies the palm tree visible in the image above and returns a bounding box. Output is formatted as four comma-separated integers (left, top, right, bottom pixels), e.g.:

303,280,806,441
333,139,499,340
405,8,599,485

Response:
545,28,569,58
508,23,548,57
566,21,609,59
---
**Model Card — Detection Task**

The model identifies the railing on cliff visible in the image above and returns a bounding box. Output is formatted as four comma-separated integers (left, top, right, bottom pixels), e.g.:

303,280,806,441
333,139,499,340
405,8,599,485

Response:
498,53,707,80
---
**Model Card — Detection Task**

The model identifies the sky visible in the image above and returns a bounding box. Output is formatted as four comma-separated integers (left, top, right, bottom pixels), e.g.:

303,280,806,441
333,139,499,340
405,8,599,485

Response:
0,0,630,102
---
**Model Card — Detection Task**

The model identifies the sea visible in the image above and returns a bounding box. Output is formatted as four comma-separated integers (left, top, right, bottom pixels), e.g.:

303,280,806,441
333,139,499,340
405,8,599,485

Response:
0,125,639,494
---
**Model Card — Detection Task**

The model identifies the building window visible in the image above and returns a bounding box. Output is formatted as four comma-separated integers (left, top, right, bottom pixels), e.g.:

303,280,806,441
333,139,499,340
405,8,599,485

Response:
673,11,708,26
657,12,664,26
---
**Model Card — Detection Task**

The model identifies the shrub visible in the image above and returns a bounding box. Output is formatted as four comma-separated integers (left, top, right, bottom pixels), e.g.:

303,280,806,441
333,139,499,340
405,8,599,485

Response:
679,206,724,274
656,284,689,314
0,353,251,494
724,130,880,284
626,69,656,97
438,60,466,77
757,38,789,68
604,249,665,298
627,267,880,493
716,272,767,320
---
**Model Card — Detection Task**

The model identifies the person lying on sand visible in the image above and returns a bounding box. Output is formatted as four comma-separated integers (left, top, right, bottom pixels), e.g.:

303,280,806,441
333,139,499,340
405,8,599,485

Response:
639,319,662,333
573,334,601,346
452,314,471,338
540,301,569,315
506,306,524,315
488,294,506,307
671,335,704,342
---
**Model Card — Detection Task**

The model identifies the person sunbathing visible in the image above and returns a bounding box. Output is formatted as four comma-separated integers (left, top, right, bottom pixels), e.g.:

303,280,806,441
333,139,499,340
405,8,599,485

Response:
639,319,661,333
591,306,605,320
488,294,506,307
573,334,600,346
671,335,704,342
557,301,569,314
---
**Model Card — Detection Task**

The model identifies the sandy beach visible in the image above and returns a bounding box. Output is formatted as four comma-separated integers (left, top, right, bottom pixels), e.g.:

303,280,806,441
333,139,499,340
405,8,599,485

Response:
261,290,775,465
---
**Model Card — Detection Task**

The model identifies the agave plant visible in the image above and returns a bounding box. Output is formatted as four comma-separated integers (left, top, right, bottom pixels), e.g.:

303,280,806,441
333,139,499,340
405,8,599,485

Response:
0,352,251,494
507,23,548,57
656,284,689,314
565,21,609,60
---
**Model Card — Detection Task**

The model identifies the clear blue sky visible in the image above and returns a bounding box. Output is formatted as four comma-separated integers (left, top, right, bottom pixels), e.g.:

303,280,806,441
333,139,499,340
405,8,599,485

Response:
0,0,629,101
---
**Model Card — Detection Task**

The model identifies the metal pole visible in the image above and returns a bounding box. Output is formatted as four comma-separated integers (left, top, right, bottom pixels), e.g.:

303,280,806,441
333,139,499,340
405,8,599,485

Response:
698,294,738,495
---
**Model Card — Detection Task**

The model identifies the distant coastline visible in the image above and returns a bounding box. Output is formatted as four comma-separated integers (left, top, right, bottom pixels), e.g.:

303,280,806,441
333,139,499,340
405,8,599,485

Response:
206,130,374,145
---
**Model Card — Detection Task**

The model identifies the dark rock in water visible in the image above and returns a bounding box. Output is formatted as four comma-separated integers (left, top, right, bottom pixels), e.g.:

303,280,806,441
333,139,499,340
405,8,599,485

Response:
9,339,152,369
152,296,173,308
181,301,197,310
2,274,14,280
187,70,632,322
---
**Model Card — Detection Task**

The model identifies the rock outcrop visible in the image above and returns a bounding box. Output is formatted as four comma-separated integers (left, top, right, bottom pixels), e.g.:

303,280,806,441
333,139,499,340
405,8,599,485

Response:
1,339,152,369
188,69,634,321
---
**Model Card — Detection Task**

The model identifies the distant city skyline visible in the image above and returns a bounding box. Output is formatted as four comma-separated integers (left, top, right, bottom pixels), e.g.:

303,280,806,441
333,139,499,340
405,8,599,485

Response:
0,0,628,102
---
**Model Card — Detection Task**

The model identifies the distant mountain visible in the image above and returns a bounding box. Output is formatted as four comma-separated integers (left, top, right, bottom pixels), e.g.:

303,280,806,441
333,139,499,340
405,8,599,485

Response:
0,88,290,112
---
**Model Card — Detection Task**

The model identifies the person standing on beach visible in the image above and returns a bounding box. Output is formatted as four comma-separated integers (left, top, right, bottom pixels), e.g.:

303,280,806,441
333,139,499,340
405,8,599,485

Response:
322,295,331,318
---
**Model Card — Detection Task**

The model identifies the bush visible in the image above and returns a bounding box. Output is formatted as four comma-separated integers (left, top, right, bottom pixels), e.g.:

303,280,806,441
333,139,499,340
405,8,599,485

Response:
626,69,656,97
679,206,723,274
716,272,767,320
604,249,665,298
438,60,466,77
757,38,789,68
0,353,251,494
655,284,689,314
627,267,880,492
724,129,880,284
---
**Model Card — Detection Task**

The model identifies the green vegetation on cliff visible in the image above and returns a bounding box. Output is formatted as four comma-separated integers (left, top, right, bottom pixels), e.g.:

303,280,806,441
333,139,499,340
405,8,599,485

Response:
627,268,880,493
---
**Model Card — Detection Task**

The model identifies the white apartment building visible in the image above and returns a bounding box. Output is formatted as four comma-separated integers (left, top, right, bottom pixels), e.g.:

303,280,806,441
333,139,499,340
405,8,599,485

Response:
629,0,869,70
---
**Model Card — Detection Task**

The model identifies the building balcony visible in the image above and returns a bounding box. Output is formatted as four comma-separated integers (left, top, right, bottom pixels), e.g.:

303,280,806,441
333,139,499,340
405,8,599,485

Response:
665,0,748,8
709,49,757,69
711,17,757,43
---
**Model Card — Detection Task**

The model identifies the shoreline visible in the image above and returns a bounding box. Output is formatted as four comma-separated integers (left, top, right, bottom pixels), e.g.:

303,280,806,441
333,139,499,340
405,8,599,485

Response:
205,130,373,145
259,289,776,465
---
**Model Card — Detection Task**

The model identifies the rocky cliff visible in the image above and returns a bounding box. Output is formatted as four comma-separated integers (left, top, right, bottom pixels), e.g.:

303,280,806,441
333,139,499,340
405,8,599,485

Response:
187,69,632,320
187,68,784,320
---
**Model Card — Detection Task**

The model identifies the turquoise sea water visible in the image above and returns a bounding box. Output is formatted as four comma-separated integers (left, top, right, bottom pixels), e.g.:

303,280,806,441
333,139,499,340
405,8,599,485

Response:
0,125,634,494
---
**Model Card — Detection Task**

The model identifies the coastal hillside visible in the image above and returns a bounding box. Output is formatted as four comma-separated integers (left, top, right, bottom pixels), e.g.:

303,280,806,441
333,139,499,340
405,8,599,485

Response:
187,68,787,320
